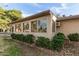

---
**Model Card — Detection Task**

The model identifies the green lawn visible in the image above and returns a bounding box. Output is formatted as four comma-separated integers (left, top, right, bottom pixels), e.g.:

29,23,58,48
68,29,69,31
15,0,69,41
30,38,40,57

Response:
0,37,22,56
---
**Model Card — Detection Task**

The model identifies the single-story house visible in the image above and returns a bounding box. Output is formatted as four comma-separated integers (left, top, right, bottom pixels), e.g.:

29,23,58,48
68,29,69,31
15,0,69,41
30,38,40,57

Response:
9,10,79,39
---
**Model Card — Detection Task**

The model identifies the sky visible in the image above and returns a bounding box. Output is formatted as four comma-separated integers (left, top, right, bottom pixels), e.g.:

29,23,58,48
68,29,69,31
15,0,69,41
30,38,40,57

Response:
0,3,79,17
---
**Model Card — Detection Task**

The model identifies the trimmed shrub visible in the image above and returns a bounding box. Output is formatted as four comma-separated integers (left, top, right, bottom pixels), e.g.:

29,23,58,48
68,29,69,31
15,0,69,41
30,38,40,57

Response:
11,33,24,41
23,34,35,44
36,36,50,49
11,33,35,44
15,34,24,41
51,32,65,51
68,33,79,41
11,33,16,39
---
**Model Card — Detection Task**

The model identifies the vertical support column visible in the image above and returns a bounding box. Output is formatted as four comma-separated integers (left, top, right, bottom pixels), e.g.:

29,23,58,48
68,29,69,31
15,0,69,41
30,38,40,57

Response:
29,21,31,33
53,16,57,33
21,22,23,33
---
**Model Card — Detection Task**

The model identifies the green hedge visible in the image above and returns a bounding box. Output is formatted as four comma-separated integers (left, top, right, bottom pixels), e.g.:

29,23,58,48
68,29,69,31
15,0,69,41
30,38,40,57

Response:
68,33,79,41
11,33,66,51
11,33,16,39
16,34,24,41
11,33,35,44
51,32,65,51
23,34,35,44
36,36,50,49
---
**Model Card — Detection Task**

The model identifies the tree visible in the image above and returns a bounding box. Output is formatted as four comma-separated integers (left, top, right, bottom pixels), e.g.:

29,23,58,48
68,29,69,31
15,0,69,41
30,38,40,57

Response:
0,18,11,31
0,7,5,15
0,7,22,32
5,9,22,21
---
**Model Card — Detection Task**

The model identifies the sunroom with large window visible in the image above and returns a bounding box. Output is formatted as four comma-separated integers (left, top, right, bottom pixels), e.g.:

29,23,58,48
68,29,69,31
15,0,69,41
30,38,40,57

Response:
10,10,56,38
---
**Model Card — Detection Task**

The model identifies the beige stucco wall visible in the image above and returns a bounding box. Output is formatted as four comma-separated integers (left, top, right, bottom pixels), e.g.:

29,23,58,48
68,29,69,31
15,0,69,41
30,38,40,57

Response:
10,15,56,39
57,19,79,36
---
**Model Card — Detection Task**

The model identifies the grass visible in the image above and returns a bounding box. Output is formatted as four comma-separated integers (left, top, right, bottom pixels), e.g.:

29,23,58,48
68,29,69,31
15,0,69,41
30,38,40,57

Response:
6,45,21,56
4,39,22,56
0,36,22,56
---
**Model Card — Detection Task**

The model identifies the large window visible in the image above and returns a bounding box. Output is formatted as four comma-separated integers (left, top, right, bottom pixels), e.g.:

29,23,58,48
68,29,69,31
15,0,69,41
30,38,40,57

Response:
15,24,21,32
38,19,47,32
23,22,29,32
31,20,37,32
31,19,47,32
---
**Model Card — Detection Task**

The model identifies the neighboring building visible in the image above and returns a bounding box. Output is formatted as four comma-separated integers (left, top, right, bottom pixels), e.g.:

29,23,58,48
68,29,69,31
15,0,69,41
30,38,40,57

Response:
57,15,79,36
9,10,79,38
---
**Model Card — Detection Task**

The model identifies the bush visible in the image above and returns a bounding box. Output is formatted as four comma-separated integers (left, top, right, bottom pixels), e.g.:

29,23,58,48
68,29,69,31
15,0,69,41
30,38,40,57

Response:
68,33,79,41
11,33,16,39
11,33,35,44
11,33,24,41
15,34,24,41
23,34,35,44
36,36,50,49
51,32,65,51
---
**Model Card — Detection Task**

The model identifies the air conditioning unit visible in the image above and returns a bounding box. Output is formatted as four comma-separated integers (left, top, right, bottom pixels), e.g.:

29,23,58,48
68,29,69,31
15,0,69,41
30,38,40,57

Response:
56,22,60,27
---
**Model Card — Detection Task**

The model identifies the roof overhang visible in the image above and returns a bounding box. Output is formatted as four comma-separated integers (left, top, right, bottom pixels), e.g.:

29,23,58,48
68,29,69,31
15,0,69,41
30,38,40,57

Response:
10,10,53,24
57,15,79,21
